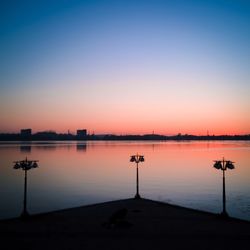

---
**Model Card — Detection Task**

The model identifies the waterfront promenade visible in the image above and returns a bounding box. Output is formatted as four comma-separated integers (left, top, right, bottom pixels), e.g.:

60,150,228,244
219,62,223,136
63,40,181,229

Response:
1,198,249,250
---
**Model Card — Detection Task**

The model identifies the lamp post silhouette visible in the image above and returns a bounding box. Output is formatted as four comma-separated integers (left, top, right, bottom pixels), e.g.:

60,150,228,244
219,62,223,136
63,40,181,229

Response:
130,154,144,199
213,157,235,217
13,157,39,218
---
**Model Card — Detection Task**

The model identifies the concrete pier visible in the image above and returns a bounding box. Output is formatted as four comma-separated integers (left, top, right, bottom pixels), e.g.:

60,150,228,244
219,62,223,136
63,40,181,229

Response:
1,198,249,249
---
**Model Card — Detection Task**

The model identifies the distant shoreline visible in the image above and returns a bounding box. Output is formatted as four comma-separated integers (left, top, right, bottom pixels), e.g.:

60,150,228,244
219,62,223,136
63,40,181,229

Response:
0,133,250,141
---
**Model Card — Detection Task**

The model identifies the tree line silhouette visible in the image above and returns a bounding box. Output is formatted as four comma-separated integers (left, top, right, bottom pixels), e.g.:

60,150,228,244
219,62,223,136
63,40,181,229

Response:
0,131,249,141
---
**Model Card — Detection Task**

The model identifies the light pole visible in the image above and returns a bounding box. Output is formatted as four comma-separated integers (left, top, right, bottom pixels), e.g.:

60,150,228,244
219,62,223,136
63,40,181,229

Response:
213,157,235,217
130,153,144,199
13,157,39,218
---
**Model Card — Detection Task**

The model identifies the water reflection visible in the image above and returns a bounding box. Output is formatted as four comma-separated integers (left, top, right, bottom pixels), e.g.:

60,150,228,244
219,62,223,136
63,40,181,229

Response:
0,141,249,221
18,141,88,152
76,143,87,152
20,145,32,153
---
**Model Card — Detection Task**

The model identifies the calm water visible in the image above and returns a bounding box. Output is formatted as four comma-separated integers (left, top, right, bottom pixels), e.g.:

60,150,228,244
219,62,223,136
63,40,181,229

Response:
0,141,249,221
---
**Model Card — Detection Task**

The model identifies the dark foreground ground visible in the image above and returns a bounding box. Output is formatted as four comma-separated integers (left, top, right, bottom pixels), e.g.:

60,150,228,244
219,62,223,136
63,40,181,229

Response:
1,198,250,250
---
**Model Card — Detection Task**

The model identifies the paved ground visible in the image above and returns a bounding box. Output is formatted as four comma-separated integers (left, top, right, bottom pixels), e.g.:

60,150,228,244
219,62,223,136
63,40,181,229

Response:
1,198,250,250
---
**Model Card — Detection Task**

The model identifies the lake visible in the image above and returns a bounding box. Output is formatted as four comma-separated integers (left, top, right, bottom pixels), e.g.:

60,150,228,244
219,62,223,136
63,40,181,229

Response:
0,141,249,221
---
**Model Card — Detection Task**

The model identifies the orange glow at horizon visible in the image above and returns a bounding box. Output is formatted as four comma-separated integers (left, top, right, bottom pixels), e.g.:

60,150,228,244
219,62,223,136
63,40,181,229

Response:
1,80,249,135
1,117,249,136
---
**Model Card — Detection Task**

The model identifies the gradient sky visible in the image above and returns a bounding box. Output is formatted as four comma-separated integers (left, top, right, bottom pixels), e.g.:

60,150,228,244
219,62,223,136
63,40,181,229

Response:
0,0,249,135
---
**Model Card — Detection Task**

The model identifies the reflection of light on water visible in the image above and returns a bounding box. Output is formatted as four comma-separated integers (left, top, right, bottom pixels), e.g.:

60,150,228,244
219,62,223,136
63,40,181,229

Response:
229,193,250,219
240,205,250,213
0,141,250,221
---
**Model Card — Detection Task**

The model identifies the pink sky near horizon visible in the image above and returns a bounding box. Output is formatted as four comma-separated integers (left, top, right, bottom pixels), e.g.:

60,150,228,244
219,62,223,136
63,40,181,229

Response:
1,76,249,135
1,112,249,135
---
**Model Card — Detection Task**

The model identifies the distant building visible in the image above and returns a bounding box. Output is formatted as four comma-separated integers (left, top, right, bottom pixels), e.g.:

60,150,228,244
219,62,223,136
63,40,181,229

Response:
20,129,32,136
33,131,57,140
77,129,87,138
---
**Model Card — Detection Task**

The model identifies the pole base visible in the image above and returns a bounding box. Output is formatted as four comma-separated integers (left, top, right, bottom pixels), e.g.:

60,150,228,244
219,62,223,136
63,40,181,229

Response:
134,193,141,199
20,210,30,219
220,211,229,218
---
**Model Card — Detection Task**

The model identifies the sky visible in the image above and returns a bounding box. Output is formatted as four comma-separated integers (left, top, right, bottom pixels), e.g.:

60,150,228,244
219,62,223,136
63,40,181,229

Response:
0,0,249,135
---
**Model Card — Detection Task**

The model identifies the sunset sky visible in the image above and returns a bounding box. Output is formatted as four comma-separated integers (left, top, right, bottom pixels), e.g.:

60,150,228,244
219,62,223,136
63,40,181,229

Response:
1,0,249,135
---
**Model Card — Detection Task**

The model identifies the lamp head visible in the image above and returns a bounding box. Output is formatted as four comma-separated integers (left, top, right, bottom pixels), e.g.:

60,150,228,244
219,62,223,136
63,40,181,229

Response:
213,161,222,170
13,162,20,169
130,156,136,162
33,162,38,168
226,161,235,170
139,156,144,162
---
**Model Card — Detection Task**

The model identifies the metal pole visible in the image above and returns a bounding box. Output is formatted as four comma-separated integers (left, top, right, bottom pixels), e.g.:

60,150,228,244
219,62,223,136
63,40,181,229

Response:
136,162,139,196
22,169,29,218
135,162,140,199
222,168,227,216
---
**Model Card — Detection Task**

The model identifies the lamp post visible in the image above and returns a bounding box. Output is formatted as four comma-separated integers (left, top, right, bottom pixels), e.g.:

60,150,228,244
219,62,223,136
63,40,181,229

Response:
213,157,235,217
13,157,39,218
130,153,144,199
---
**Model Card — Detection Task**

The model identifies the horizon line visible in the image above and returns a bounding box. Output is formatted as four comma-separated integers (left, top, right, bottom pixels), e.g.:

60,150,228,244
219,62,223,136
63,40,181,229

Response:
0,130,250,137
